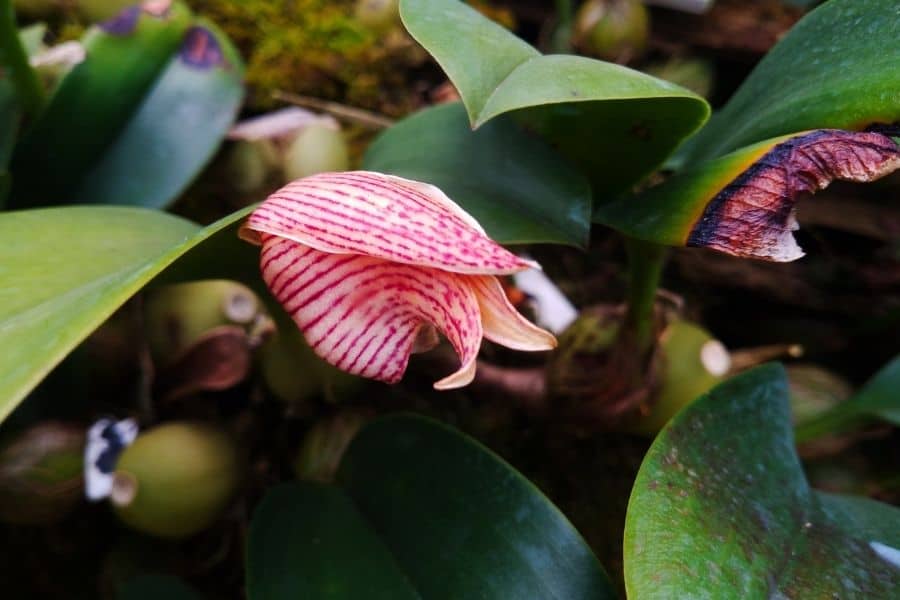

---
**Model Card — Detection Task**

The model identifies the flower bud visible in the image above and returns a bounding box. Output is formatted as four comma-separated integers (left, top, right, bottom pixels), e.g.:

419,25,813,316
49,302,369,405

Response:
0,422,85,525
282,124,349,182
143,280,262,366
293,410,370,483
573,0,649,63
111,422,241,539
629,320,730,436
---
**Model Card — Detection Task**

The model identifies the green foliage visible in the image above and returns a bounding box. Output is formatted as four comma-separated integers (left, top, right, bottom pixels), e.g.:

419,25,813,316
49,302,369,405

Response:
682,0,900,163
398,0,709,201
363,102,592,247
70,20,244,208
625,365,900,598
248,415,616,600
796,354,900,442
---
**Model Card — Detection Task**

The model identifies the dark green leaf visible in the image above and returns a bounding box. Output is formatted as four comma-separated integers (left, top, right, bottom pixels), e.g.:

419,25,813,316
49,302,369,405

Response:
363,102,592,247
399,0,708,199
246,483,420,600
339,415,616,600
71,21,244,208
624,364,900,598
247,415,616,600
681,0,900,163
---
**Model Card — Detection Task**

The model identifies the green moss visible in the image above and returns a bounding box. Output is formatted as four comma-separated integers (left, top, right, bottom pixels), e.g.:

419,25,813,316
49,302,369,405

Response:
189,0,425,114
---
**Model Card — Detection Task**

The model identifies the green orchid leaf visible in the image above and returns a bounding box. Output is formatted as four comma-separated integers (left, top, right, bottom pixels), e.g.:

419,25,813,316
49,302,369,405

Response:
399,0,708,200
247,483,419,600
9,1,192,207
681,0,900,164
796,354,900,443
363,102,592,247
71,20,244,208
624,364,900,598
595,128,900,261
247,415,616,600
0,204,254,424
118,574,202,600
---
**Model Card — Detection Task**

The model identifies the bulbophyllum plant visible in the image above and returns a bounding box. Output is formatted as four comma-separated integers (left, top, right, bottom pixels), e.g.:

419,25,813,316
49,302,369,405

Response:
1,0,900,598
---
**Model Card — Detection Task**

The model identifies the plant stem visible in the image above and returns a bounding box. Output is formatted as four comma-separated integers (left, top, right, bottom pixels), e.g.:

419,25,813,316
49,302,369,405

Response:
550,0,574,54
0,0,45,117
621,237,667,353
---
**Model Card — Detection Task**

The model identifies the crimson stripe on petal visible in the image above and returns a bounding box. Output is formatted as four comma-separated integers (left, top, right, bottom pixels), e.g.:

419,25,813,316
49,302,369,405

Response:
259,236,484,389
242,171,537,275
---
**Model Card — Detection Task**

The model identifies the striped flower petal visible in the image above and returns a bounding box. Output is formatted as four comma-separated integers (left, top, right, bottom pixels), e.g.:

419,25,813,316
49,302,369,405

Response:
260,235,483,389
240,171,538,275
470,275,558,351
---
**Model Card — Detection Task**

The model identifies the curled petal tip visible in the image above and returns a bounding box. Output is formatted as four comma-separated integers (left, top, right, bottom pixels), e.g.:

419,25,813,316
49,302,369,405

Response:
471,276,558,352
433,356,478,391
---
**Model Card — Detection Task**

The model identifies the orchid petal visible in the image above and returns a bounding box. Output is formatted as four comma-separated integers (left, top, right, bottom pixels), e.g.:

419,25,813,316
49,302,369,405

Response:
470,275,558,351
241,171,537,275
260,235,483,389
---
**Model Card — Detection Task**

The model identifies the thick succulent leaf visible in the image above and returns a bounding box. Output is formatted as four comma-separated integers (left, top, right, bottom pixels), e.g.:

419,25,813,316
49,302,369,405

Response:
595,129,900,261
624,364,900,598
363,102,592,247
71,21,244,208
682,0,900,163
247,483,420,600
247,414,616,600
242,169,538,274
796,354,900,442
0,205,254,423
9,1,193,207
399,0,709,199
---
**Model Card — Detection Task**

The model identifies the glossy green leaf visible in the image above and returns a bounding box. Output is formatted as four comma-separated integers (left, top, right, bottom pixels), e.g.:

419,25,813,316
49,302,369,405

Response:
118,574,202,600
247,415,616,600
363,102,592,247
71,21,244,208
796,354,900,442
9,1,192,206
399,0,709,199
0,204,255,423
682,0,900,163
624,364,900,598
247,483,419,600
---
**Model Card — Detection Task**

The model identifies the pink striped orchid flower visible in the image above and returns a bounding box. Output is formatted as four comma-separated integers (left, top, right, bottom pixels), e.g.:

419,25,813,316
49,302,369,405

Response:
239,171,557,390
